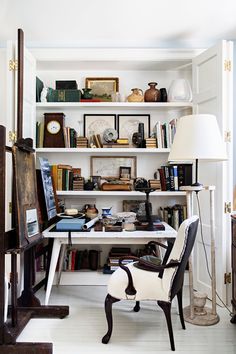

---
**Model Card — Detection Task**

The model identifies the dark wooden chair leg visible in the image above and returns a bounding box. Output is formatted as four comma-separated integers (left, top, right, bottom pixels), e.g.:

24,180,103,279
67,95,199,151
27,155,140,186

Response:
133,301,140,312
177,287,185,329
158,301,175,351
102,294,120,344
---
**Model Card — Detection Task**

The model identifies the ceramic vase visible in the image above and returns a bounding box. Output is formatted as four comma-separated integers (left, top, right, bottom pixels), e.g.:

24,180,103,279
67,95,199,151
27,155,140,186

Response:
168,79,192,102
144,82,161,102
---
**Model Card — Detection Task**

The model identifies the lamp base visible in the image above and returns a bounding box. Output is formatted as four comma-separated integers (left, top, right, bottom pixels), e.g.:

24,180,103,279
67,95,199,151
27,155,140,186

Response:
183,305,220,326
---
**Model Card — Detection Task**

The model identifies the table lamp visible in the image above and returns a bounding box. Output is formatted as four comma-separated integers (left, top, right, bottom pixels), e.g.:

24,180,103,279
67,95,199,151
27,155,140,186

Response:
168,114,227,187
168,114,227,325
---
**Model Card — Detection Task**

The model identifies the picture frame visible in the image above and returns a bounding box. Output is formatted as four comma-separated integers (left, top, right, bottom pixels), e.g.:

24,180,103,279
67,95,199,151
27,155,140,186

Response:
90,156,137,179
85,77,119,102
123,199,150,216
12,145,42,248
91,175,101,190
38,157,57,221
117,114,150,144
83,114,116,141
119,166,131,179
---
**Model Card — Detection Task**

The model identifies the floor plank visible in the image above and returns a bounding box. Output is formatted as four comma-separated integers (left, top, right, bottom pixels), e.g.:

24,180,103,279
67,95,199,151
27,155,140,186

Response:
17,285,236,354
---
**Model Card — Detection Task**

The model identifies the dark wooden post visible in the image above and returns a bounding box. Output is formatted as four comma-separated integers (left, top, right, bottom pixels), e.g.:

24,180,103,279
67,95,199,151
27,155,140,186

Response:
0,125,6,343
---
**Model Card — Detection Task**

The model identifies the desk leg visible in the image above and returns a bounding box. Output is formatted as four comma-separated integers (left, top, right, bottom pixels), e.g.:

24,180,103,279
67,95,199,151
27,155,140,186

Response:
57,244,67,287
45,239,61,306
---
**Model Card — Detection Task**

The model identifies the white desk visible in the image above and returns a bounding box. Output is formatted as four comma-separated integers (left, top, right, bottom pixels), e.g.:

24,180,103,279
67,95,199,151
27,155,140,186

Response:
43,223,176,305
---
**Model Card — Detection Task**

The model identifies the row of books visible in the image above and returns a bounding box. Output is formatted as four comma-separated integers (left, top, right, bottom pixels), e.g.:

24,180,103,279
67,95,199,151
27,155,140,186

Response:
158,164,192,191
159,204,187,230
154,119,177,148
51,164,82,191
36,122,77,148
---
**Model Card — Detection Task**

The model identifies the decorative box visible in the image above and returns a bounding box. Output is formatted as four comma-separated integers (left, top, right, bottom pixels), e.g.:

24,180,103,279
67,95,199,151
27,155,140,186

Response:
56,80,78,90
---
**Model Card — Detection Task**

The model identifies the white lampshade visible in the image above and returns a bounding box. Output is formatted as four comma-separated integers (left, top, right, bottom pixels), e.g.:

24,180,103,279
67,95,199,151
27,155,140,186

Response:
168,114,227,162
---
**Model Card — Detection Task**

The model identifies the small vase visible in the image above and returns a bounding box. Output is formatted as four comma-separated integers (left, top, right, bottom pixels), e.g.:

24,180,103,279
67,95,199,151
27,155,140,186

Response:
160,88,168,102
84,204,98,219
127,88,144,102
82,88,93,99
144,82,161,102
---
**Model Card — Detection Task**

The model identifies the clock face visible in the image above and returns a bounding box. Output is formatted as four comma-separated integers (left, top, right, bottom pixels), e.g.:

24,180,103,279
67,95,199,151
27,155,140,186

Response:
47,120,61,134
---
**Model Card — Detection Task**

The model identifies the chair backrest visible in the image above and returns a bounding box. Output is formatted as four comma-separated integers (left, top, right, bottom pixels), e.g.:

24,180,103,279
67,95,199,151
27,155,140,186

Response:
162,215,199,300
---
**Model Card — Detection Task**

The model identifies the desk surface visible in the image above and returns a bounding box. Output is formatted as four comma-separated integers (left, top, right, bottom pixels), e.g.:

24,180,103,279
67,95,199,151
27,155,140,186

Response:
43,222,176,243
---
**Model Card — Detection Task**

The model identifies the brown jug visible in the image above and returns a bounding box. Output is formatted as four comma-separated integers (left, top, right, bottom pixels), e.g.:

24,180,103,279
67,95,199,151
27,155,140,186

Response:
127,88,144,102
84,204,98,219
144,82,161,102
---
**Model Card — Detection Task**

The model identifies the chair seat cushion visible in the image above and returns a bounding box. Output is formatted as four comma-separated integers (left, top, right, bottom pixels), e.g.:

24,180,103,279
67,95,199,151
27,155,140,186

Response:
107,262,170,301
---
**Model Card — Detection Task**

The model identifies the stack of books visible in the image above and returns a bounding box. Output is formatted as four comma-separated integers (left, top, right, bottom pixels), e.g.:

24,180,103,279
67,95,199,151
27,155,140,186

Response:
148,179,161,190
73,177,84,191
154,118,177,148
145,138,157,148
105,247,132,273
76,137,88,148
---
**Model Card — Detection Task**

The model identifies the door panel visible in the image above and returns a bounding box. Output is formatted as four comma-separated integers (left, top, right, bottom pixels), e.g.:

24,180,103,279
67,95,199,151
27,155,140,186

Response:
192,40,233,302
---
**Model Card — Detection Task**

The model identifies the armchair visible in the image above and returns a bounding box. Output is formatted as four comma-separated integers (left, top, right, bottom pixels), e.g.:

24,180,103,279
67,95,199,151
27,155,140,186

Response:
102,215,199,351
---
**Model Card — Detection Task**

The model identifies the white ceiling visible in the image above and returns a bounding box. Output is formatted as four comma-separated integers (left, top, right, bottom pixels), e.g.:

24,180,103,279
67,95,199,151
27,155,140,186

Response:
1,0,236,48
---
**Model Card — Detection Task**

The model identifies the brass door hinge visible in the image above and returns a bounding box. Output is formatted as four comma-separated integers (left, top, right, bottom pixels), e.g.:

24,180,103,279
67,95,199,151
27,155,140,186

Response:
9,59,18,71
224,60,231,72
224,272,231,284
224,202,232,214
9,131,17,143
224,131,231,142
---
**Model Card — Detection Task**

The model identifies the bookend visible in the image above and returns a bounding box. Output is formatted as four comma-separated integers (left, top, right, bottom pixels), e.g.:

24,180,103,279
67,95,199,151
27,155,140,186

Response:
0,125,69,354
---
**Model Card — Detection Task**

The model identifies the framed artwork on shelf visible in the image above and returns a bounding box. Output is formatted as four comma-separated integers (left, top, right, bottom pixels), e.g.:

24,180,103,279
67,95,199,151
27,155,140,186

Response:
90,156,137,179
85,77,119,101
90,175,101,190
38,157,57,221
83,114,116,141
123,200,149,216
117,114,150,143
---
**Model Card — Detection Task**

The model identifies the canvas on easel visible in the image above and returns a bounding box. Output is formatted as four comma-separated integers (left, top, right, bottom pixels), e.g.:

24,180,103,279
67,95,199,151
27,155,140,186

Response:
12,144,42,248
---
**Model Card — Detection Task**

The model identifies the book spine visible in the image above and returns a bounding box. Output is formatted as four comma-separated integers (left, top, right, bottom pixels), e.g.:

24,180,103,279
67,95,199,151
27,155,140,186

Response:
158,168,166,191
173,165,179,190
57,168,63,190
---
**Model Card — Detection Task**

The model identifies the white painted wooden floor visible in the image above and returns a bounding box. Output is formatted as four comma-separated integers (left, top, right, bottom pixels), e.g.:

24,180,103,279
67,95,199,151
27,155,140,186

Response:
17,285,236,354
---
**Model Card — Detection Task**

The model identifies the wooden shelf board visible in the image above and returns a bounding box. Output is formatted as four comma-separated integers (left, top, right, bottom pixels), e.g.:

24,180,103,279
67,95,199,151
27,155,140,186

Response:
36,147,170,153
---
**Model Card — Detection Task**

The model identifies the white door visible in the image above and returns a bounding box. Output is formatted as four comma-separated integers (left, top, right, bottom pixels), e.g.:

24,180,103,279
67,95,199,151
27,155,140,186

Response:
192,40,233,302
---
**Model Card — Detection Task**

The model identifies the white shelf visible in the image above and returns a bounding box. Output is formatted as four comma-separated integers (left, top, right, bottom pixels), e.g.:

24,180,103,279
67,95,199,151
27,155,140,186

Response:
56,190,186,197
36,102,193,109
36,147,170,153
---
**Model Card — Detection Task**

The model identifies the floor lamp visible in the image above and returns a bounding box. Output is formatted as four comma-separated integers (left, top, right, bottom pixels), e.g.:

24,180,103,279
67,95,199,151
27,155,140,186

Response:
168,114,227,325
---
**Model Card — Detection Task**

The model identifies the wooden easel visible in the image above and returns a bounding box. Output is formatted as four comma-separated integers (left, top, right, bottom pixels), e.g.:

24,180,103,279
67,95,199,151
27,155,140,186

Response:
0,28,69,354
0,126,69,353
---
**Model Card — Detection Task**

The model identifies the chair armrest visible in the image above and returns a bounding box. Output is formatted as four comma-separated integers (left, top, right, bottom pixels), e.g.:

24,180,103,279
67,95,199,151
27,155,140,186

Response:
118,256,140,297
146,240,168,249
134,258,180,272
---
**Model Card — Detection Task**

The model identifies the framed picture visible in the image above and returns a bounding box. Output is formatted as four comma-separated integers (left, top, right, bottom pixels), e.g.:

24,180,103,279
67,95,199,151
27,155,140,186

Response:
91,175,101,190
123,200,150,216
120,166,131,179
38,157,57,221
90,156,137,179
12,145,42,248
117,114,150,143
83,114,116,141
85,77,119,101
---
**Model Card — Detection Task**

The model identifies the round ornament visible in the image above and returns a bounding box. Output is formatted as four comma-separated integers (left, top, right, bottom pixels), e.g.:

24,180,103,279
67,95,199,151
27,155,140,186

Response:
103,128,118,143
